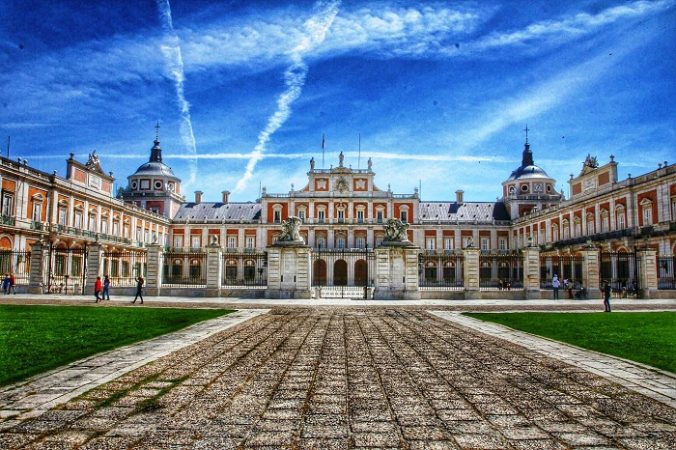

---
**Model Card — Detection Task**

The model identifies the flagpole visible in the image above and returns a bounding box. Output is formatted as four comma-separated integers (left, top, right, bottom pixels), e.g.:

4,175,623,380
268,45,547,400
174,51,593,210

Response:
321,133,325,168
358,133,361,169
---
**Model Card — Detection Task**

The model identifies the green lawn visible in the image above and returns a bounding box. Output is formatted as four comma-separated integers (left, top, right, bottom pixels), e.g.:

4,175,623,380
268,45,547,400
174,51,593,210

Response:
464,312,676,373
0,305,234,386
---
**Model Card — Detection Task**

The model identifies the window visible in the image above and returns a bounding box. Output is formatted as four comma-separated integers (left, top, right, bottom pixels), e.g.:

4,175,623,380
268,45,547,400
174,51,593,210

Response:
112,221,120,236
376,208,384,224
58,206,67,226
538,228,545,244
101,219,109,235
227,236,237,249
1,193,14,217
481,238,489,251
273,209,281,224
173,235,184,248
551,225,559,242
574,218,582,237
356,236,366,249
616,206,626,229
317,236,326,248
426,237,436,250
136,228,143,242
336,236,346,249
32,202,42,222
297,207,306,222
400,208,408,223
144,230,149,243
140,179,151,190
562,220,570,239
600,210,609,232
246,236,255,249
317,209,325,223
586,214,595,235
337,208,345,223
356,208,365,223
641,199,653,226
88,214,97,232
498,238,507,250
74,210,82,229
191,236,201,248
444,238,454,250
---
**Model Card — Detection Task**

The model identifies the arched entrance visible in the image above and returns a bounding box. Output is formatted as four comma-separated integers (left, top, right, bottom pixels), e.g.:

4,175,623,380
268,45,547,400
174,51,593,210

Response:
354,259,367,286
333,259,347,286
313,259,327,286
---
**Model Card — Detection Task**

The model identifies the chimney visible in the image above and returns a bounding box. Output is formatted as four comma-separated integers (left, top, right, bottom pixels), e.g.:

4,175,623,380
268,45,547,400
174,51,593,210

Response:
194,191,203,204
222,190,230,203
455,189,464,204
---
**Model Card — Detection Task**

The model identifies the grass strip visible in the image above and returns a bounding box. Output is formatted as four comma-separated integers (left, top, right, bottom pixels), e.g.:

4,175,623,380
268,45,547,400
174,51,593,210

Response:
464,311,676,373
0,305,234,386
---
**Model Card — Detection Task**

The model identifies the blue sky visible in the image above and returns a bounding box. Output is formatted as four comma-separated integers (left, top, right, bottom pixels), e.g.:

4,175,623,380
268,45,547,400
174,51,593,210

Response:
1,0,674,202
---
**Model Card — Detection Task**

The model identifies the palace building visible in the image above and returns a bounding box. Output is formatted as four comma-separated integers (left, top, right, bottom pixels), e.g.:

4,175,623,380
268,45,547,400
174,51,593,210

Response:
0,131,674,298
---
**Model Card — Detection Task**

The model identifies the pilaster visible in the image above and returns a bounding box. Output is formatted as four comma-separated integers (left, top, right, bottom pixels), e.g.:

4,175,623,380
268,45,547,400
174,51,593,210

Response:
85,244,104,293
28,242,49,294
522,246,540,299
581,246,600,299
636,248,658,299
145,243,163,296
206,243,223,296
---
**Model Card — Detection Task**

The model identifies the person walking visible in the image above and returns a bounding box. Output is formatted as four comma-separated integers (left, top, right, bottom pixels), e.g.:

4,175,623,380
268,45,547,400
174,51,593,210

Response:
94,276,102,303
132,276,144,304
9,273,16,294
102,275,111,301
602,281,612,312
552,274,560,300
2,274,10,294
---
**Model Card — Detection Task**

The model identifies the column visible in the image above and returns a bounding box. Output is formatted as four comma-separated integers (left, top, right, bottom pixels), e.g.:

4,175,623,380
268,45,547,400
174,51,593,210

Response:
372,245,420,300
580,245,600,299
145,243,163,296
522,245,540,299
28,242,49,294
205,243,222,296
463,247,480,299
265,245,312,298
636,247,658,299
85,244,104,294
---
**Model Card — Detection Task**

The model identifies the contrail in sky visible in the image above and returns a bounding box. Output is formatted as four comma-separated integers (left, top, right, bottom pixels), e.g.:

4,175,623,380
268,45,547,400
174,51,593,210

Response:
235,0,341,192
156,0,198,186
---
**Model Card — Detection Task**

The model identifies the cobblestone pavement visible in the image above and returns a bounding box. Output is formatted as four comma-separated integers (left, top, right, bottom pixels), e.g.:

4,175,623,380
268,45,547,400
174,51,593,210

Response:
1,309,674,449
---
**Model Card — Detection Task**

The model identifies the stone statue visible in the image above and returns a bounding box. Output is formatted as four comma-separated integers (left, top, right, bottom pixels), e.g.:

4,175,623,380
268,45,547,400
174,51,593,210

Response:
86,150,104,173
310,157,315,170
339,151,344,167
466,236,474,248
367,157,372,171
276,216,304,244
383,218,410,243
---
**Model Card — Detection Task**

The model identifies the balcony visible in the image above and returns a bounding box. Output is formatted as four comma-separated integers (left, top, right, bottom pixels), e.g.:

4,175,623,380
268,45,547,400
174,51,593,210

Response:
0,215,15,226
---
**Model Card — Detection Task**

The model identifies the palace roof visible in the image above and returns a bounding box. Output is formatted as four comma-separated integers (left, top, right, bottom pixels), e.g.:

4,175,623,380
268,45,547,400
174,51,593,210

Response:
418,201,509,223
173,202,262,222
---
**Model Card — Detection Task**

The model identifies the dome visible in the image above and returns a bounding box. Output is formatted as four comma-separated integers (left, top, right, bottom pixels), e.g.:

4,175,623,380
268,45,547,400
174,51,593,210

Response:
505,141,552,182
129,136,180,180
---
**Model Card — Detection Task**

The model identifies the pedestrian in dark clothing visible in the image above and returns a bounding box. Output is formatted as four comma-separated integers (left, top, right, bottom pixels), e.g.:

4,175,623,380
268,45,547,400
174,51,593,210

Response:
2,274,9,294
132,277,144,304
102,275,111,300
552,274,560,299
602,281,611,312
94,276,102,303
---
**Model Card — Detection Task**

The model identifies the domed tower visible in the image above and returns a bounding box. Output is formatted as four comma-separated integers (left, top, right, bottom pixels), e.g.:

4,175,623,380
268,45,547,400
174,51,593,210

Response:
502,129,562,220
119,125,184,218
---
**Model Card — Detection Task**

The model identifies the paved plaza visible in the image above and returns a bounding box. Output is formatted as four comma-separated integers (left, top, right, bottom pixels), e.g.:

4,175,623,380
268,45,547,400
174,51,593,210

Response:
0,302,674,449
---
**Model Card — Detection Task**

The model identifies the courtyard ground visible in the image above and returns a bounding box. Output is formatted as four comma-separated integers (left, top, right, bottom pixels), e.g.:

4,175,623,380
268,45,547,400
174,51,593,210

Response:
0,296,674,449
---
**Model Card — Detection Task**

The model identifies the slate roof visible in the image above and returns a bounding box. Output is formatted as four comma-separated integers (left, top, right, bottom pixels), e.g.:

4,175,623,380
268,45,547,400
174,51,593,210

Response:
418,202,510,223
173,202,262,222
